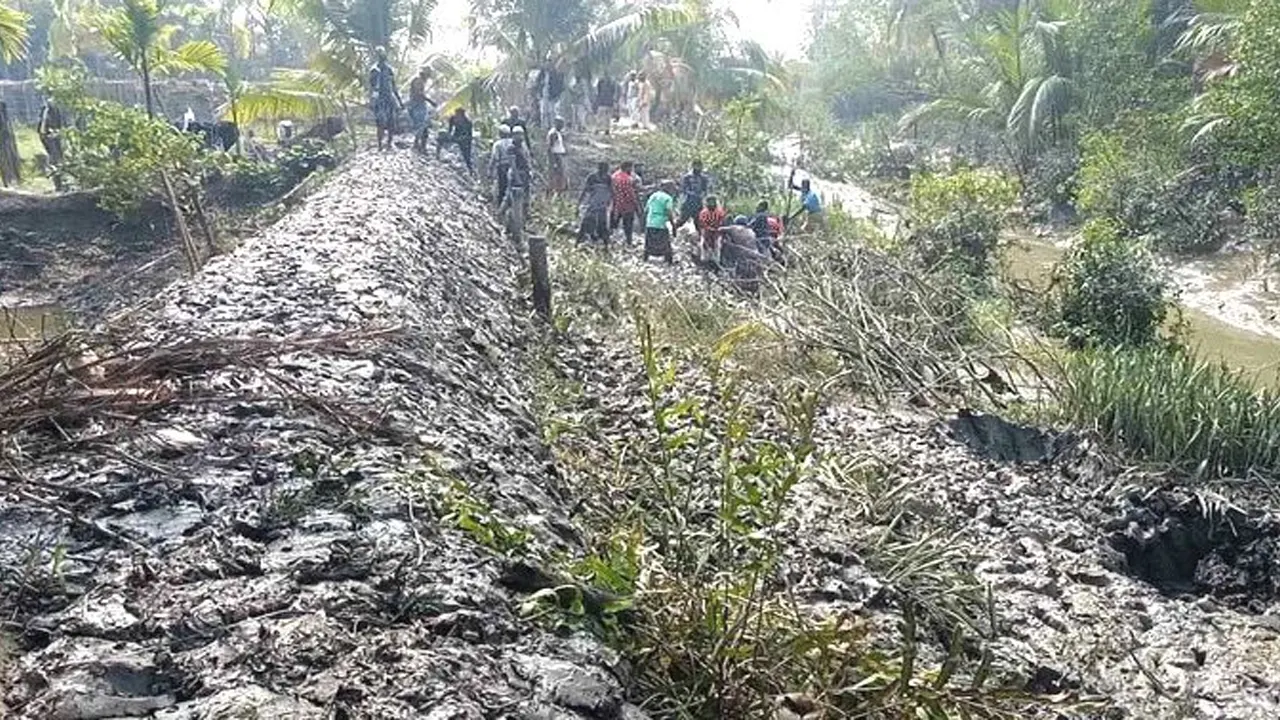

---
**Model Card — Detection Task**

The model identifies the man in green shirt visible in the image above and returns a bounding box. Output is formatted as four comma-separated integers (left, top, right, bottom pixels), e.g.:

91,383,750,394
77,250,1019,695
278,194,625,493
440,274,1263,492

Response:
644,180,678,263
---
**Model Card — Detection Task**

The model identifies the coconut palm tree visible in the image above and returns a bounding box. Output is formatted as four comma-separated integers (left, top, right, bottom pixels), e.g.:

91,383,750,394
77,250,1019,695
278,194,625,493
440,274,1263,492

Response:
92,0,228,118
446,1,699,117
898,0,1076,183
0,1,29,63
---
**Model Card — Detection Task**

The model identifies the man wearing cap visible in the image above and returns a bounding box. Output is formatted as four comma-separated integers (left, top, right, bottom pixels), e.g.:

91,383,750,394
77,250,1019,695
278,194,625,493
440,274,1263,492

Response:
547,116,568,195
504,106,530,152
644,179,678,263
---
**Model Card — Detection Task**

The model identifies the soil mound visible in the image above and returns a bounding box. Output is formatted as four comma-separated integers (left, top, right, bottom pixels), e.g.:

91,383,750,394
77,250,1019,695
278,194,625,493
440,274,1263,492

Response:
0,152,643,718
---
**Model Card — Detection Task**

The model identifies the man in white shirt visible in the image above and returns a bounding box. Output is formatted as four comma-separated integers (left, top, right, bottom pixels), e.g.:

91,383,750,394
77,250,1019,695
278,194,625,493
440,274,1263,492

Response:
546,116,568,195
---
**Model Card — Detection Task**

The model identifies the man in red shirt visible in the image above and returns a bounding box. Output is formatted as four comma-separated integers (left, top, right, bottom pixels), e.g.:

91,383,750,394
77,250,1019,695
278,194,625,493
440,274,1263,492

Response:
610,160,641,246
697,195,728,265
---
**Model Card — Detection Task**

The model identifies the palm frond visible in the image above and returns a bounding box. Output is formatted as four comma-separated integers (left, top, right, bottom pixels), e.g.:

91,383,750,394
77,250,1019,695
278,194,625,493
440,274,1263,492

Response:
1183,112,1231,148
899,95,995,133
0,2,29,64
557,3,697,71
1175,12,1241,56
159,39,228,76
1029,73,1070,134
438,70,502,116
403,0,435,48
221,79,338,123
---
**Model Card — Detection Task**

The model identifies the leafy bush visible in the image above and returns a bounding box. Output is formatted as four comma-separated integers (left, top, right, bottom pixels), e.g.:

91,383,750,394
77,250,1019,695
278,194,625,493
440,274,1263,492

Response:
217,140,338,205
1244,176,1280,258
1049,219,1172,348
908,168,1016,281
1058,344,1280,479
37,63,208,215
1077,113,1240,255
1188,0,1280,169
633,96,773,202
1024,146,1079,221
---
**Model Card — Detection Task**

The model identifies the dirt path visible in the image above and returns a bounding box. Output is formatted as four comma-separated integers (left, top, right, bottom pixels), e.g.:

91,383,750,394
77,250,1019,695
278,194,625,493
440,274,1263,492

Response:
1,151,646,719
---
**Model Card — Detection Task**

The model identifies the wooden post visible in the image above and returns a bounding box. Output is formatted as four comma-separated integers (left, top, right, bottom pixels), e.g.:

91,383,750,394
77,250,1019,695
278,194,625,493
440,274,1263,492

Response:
0,102,22,188
528,234,552,320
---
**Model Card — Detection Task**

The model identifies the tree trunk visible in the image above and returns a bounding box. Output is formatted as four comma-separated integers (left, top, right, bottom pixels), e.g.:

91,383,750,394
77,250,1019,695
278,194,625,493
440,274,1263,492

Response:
230,96,242,155
142,55,154,119
0,102,22,188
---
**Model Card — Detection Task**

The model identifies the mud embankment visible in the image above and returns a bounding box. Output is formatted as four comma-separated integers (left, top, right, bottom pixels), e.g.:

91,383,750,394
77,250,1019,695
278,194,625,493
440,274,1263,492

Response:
0,153,644,719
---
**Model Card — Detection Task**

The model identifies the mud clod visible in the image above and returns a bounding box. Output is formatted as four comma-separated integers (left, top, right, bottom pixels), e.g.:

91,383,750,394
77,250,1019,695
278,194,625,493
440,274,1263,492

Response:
1108,490,1280,611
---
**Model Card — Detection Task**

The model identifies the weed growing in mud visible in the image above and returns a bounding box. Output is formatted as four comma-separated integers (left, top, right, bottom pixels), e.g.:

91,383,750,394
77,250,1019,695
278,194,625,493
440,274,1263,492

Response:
1056,344,1280,479
441,479,530,555
539,316,1061,719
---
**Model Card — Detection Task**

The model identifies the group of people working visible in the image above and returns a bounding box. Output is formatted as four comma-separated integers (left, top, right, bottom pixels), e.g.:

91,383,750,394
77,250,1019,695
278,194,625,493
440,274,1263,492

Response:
572,158,826,276
368,47,478,164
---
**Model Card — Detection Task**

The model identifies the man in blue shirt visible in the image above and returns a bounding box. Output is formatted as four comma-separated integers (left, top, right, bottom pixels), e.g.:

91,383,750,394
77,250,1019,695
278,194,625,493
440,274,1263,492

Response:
788,178,825,233
675,159,712,231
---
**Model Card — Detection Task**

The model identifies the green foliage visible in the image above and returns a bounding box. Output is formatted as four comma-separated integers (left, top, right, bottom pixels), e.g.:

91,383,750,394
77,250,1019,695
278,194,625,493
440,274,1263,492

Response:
441,479,530,555
632,96,773,202
91,0,228,116
38,63,208,215
1077,112,1235,254
1188,0,1280,168
0,1,29,63
786,105,859,183
536,312,1055,718
908,169,1016,280
1050,219,1172,348
1057,344,1280,478
1243,175,1280,257
217,139,337,205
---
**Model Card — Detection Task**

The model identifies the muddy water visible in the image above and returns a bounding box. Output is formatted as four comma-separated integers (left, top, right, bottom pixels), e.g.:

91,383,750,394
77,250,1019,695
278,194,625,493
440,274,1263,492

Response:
1006,236,1280,385
776,137,1280,383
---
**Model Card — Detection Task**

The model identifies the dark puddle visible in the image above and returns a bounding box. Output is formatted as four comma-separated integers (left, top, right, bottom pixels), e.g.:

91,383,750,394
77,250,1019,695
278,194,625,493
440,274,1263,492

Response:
1106,489,1280,612
946,410,1071,464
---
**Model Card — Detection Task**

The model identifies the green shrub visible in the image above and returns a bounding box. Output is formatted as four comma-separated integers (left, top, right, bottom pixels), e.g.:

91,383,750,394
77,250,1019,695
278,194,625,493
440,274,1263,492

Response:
1058,344,1280,479
1049,219,1172,348
37,63,208,215
1024,146,1079,220
1077,113,1237,255
633,97,773,202
908,168,1016,281
217,140,338,205
1244,177,1280,258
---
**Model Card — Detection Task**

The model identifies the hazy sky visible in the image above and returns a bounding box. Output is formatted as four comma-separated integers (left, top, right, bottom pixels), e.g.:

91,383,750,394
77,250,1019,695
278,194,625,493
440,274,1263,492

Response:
427,0,815,61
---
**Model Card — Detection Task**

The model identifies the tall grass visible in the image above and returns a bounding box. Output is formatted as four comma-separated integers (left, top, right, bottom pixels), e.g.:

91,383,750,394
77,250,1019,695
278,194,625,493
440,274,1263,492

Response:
529,314,1076,718
1058,344,1280,478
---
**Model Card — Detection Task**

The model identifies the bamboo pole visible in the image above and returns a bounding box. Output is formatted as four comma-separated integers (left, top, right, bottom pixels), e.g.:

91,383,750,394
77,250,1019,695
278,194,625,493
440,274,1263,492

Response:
160,171,202,274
